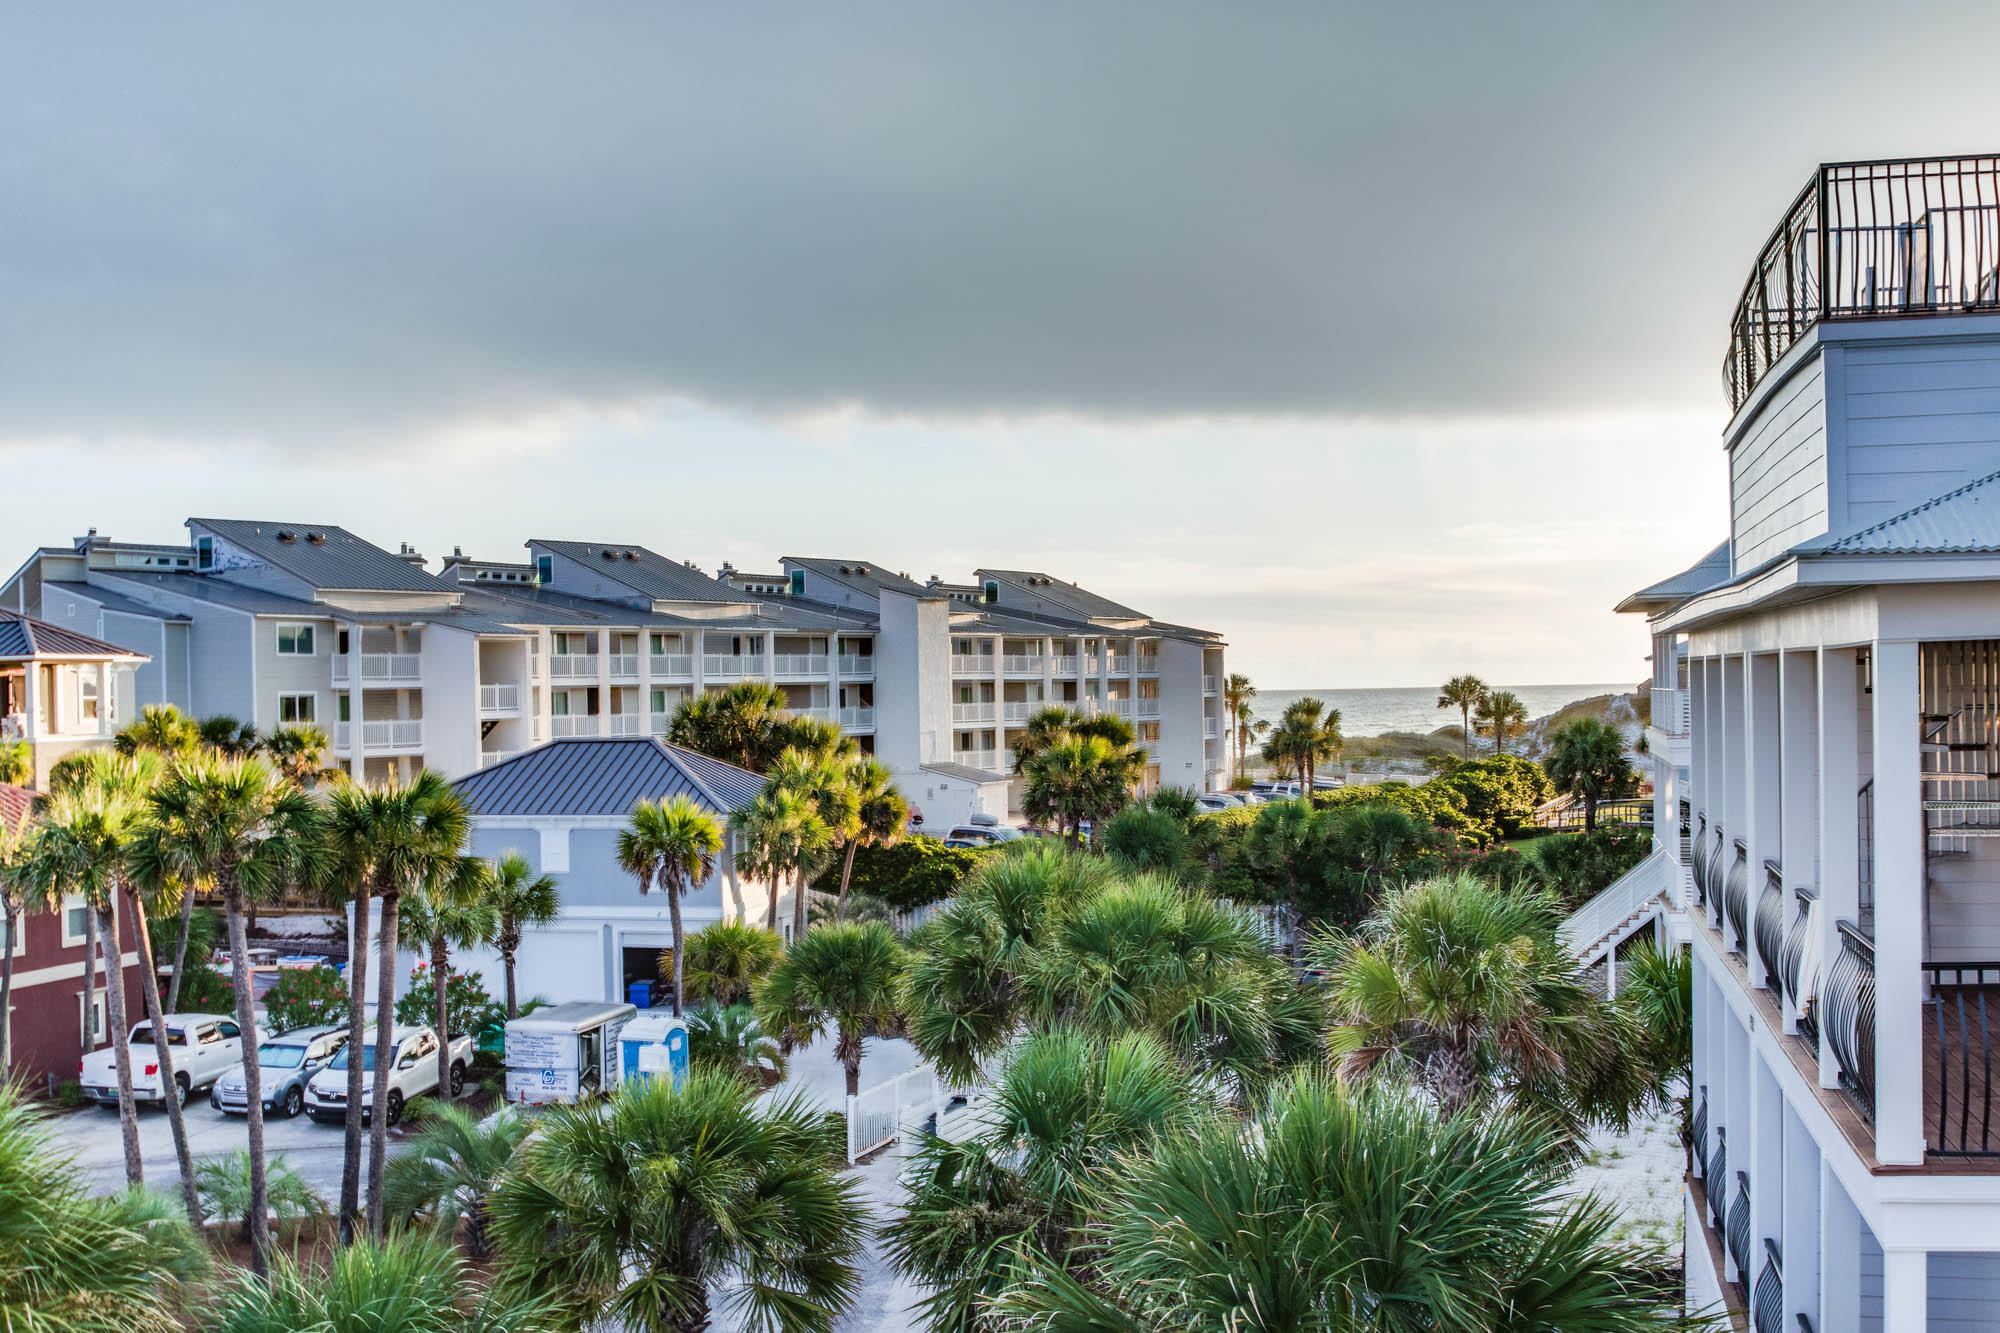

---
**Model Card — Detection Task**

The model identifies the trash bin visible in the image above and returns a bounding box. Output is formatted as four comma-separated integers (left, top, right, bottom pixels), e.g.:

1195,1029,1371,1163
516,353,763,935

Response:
627,979,652,1010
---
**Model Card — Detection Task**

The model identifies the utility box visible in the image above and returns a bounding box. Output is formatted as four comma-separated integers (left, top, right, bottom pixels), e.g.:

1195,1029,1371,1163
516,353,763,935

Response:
503,1002,637,1105
619,1013,690,1094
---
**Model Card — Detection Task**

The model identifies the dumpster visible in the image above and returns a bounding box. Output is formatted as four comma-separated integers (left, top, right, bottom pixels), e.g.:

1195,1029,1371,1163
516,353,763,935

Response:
503,1001,637,1105
620,1013,690,1094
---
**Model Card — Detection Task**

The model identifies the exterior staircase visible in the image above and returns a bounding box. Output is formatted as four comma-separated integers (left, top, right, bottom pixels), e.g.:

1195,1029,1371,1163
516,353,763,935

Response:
1562,850,1674,974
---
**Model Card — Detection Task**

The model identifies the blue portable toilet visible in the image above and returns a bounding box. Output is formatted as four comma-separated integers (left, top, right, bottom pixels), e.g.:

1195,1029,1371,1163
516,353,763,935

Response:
620,1013,690,1093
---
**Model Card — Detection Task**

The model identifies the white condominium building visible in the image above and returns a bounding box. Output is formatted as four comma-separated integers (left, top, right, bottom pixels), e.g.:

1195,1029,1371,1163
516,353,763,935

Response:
1616,154,2000,1330
0,523,1225,828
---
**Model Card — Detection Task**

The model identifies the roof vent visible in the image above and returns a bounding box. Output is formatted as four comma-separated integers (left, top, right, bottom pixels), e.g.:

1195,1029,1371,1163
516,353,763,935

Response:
624,550,639,561
307,532,326,544
276,530,297,543
855,565,870,575
601,549,618,561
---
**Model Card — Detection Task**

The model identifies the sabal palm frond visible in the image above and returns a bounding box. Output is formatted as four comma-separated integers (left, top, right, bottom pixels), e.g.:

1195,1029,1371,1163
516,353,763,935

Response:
211,1232,556,1333
487,850,560,1019
382,1102,536,1259
679,918,783,1006
619,795,724,1015
756,920,903,1094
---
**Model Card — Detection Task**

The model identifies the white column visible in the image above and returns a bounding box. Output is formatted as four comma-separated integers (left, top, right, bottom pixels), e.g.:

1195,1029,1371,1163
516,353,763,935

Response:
1750,1053,1782,1315
1871,639,1925,1166
1746,652,1781,984
1817,647,1861,1088
638,630,655,735
595,631,613,734
1881,1249,1926,1333
1818,1158,1859,1333
1723,1011,1749,1282
1723,656,1747,949
95,662,111,737
1782,1102,1820,1333
1779,651,1818,1029
18,664,37,743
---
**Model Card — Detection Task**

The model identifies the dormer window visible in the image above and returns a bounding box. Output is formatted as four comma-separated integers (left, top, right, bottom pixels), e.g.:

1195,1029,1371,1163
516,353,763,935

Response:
789,570,805,598
536,554,554,585
983,580,998,604
196,535,214,571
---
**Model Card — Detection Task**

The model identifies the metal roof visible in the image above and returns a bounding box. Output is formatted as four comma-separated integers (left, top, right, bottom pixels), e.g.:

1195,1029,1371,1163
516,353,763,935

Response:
1614,541,1733,613
782,557,932,599
63,585,191,622
1802,469,2000,556
95,571,331,616
530,540,745,604
0,610,148,662
977,569,1148,621
452,737,765,818
189,519,446,593
921,762,1011,785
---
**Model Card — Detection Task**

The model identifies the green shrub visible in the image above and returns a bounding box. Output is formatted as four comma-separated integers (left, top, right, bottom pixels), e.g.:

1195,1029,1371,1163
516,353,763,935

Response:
1521,827,1653,912
52,1079,88,1109
814,835,991,909
261,965,347,1034
176,964,236,1014
394,964,501,1039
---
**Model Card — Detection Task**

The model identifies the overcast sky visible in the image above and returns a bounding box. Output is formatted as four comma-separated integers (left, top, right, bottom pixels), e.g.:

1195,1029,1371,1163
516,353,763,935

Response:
6,3,1997,684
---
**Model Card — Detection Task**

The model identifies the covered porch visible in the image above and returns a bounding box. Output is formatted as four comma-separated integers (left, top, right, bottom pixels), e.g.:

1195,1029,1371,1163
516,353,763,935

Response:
0,610,146,788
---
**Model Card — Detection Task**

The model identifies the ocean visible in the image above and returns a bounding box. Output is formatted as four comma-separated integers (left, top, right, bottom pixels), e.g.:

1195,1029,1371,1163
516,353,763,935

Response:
1247,684,1632,738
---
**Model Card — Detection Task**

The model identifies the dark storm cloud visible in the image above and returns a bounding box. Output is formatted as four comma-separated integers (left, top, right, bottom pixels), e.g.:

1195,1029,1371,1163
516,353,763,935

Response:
5,1,1999,444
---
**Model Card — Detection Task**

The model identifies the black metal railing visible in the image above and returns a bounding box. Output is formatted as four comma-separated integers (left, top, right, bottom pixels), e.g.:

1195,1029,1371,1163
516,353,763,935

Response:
1754,1240,1784,1333
1726,1172,1752,1284
1858,779,1875,935
1708,1128,1728,1231
1926,961,2000,1156
1725,156,2000,411
1679,798,1693,867
1782,886,1820,1046
1825,923,1877,1119
1691,813,1710,907
1755,862,1786,989
1797,1317,1816,1333
1693,1085,1709,1170
1723,841,1751,954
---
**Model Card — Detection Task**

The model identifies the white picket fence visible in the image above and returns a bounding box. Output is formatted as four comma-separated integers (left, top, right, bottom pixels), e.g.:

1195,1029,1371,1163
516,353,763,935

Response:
844,1065,978,1164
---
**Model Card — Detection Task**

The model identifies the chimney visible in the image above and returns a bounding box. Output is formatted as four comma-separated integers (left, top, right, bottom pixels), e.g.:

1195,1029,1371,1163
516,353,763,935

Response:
719,561,736,577
396,542,427,570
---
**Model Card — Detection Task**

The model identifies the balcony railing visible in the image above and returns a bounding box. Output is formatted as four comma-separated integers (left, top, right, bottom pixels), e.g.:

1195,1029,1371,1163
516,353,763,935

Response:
550,714,599,738
1925,960,2000,1156
1050,656,1080,676
1136,655,1159,674
1725,157,2000,412
478,682,520,715
651,653,694,678
1825,922,1876,1119
1780,885,1819,1046
479,749,521,768
1754,862,1785,990
1002,701,1044,723
1136,698,1162,718
952,702,996,724
549,654,598,680
1691,814,1710,909
1753,1239,1783,1333
360,720,424,752
1106,655,1131,674
1650,686,1690,737
608,653,640,679
703,654,763,678
352,653,421,682
838,706,875,730
959,750,1002,772
1722,840,1750,954
607,714,644,736
1203,674,1218,693
772,653,828,677
1002,655,1045,675
1726,1172,1752,1285
951,655,995,677
837,654,874,678
1203,717,1220,738
651,714,670,736
1693,1085,1709,1171
1707,1127,1727,1232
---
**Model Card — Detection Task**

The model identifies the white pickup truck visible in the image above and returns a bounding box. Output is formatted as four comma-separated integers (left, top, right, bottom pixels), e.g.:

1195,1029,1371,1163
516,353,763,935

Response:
80,1014,261,1109
302,1024,473,1127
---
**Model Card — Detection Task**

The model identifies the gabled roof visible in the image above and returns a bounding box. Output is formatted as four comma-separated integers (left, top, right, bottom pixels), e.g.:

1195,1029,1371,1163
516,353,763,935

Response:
530,540,744,604
1614,541,1732,614
782,557,931,599
97,571,331,616
65,585,191,623
1800,469,2000,556
452,737,765,818
977,569,1148,621
189,519,445,594
0,610,148,663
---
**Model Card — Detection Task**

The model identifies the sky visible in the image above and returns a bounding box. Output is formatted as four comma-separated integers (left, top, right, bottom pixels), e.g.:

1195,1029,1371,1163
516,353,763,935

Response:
5,3,1998,685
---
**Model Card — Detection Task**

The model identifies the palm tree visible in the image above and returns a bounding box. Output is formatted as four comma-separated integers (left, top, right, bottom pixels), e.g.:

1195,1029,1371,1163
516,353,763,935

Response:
490,1072,868,1332
143,754,321,1273
685,1002,786,1088
193,1150,328,1244
1022,734,1127,845
1437,672,1489,755
399,855,497,1101
211,1232,556,1333
768,747,859,937
113,703,200,757
678,918,782,1007
732,785,831,938
1545,716,1637,831
993,1071,1687,1330
487,851,560,1019
1260,696,1342,792
196,714,261,756
1476,688,1530,757
756,920,902,1097
886,1027,1210,1330
1317,871,1636,1121
260,723,337,787
664,679,789,771
833,758,907,921
766,711,859,768
381,1102,536,1259
1221,672,1256,779
0,741,28,786
0,1084,208,1332
617,796,724,1016
1243,795,1323,957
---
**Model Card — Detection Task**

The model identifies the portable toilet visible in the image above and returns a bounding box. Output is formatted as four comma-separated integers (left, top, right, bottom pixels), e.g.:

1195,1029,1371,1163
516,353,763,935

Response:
620,1013,690,1094
503,1001,638,1105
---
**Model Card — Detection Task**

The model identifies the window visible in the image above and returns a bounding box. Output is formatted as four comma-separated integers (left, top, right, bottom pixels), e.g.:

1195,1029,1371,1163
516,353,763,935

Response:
536,554,554,585
0,909,20,957
551,693,570,717
337,628,350,654
278,694,316,724
984,580,998,603
276,623,315,655
337,694,350,723
651,688,670,713
196,535,214,570
198,1024,223,1046
78,673,99,723
78,991,106,1047
62,897,89,947
217,1021,240,1040
789,569,805,597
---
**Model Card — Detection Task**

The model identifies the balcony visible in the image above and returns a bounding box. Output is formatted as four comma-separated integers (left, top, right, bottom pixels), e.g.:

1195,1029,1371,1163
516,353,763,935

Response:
951,655,994,678
650,714,670,737
1650,685,1690,737
1721,840,1750,953
1103,698,1134,719
1752,1240,1782,1333
772,653,829,677
607,714,644,736
479,749,521,768
549,654,598,681
650,652,695,678
1002,654,1045,675
550,714,600,738
1050,656,1080,676
1002,700,1049,723
1203,674,1218,694
1136,698,1161,719
359,720,424,753
1725,156,2000,411
333,652,421,684
1824,923,1875,1120
1203,717,1220,738
1106,655,1131,674
952,702,996,725
1753,863,1785,991
1136,655,1159,675
608,653,640,680
958,750,1003,772
478,682,521,716
837,654,874,678
703,654,763,678
838,705,875,730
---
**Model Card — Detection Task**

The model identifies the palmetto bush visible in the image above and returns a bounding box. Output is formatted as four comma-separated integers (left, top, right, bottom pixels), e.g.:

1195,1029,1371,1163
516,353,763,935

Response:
194,1150,330,1243
209,1233,556,1333
381,1102,536,1259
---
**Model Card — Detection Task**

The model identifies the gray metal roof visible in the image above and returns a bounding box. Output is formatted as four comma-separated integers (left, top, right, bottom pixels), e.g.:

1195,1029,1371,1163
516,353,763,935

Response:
1615,541,1732,613
453,737,765,818
530,540,744,604
101,571,360,617
189,519,446,593
978,569,1148,621
1802,469,2000,556
65,585,191,622
921,762,1011,785
782,557,931,599
0,610,148,662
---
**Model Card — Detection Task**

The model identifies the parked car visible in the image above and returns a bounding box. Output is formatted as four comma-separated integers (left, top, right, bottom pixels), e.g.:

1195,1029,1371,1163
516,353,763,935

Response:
211,1024,347,1119
303,1024,473,1127
1195,792,1241,812
80,1014,262,1109
943,823,1026,847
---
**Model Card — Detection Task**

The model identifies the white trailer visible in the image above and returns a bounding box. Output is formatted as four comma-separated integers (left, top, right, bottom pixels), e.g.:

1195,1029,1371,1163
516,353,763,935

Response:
503,1001,637,1105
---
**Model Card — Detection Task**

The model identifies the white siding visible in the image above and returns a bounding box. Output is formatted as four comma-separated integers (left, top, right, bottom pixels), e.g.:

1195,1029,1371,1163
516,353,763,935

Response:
1859,1229,2000,1333
1840,339,2000,530
1731,360,1828,573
